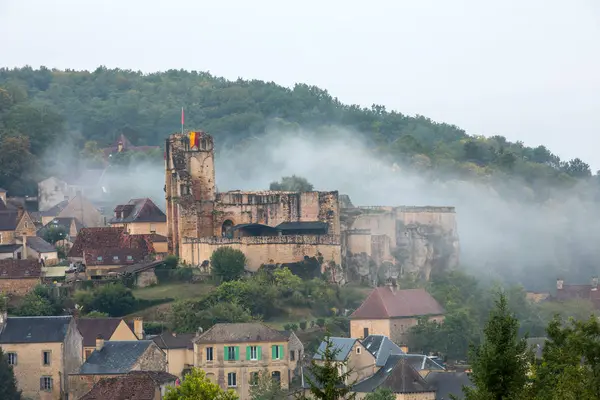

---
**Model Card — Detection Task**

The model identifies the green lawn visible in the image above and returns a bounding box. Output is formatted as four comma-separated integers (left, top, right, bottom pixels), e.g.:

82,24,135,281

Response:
133,282,215,301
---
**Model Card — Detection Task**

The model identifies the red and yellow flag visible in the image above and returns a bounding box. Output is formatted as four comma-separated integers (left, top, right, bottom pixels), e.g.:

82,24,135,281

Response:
189,131,199,148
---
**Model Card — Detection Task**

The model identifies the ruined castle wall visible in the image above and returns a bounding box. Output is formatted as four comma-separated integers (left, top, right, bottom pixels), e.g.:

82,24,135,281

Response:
395,207,457,233
180,235,341,271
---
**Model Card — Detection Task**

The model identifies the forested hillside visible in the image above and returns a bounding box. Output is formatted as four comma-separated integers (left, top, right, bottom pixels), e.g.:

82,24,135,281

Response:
0,66,593,196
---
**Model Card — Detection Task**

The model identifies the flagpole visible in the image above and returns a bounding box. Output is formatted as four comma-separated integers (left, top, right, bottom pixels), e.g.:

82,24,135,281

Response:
181,107,184,135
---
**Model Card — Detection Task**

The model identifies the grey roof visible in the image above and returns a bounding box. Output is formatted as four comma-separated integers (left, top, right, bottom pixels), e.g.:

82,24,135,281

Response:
38,217,85,235
352,355,433,394
401,354,445,371
152,332,195,350
79,341,156,374
276,221,328,231
0,210,18,230
194,323,287,344
362,335,405,366
314,337,357,362
427,371,472,400
0,316,72,343
109,198,166,224
40,200,69,217
24,236,56,253
0,244,22,253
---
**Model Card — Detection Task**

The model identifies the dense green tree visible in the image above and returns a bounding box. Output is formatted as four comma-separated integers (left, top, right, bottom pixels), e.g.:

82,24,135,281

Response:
363,388,395,400
164,368,238,400
249,369,287,400
42,225,67,245
461,293,531,400
171,300,253,333
74,283,137,316
269,175,314,191
14,292,55,316
0,348,21,400
210,247,246,282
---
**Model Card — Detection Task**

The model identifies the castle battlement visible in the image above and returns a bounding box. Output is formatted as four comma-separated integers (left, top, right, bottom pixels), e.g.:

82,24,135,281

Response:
183,234,341,246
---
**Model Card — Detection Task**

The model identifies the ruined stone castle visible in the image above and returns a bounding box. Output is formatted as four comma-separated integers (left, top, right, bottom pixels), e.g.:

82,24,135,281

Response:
165,131,460,282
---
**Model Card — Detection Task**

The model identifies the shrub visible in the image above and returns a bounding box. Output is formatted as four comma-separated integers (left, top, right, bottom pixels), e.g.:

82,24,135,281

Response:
299,321,307,330
210,247,246,282
316,318,326,328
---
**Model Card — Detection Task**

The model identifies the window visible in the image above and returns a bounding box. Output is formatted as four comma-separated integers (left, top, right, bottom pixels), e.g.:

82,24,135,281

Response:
248,346,258,360
113,255,119,262
127,255,133,261
227,372,237,387
7,352,17,365
96,256,103,261
0,233,3,243
271,345,283,360
290,350,295,361
250,372,259,386
85,349,93,360
206,347,213,361
271,371,281,384
40,376,53,391
224,346,238,361
150,224,156,233
24,222,29,228
363,327,369,338
43,351,51,366
356,347,361,355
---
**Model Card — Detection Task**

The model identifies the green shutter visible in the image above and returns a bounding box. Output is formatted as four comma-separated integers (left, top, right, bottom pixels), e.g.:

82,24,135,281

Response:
234,346,240,361
271,345,276,359
257,346,262,360
279,345,284,360
246,346,251,360
224,346,229,361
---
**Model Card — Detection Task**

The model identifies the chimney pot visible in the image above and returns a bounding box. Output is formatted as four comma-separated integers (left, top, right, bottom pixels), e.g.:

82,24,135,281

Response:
96,334,104,351
133,317,143,340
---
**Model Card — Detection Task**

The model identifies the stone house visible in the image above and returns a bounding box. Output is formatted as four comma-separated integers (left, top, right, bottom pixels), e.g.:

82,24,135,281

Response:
79,371,177,400
279,330,305,381
116,260,163,288
109,198,168,236
83,247,148,279
313,337,377,385
0,195,37,245
37,217,85,249
16,236,58,265
76,317,141,360
68,337,167,399
37,169,106,212
0,314,83,400
68,227,158,263
101,134,160,161
0,259,42,296
0,243,23,260
554,277,600,309
350,282,445,344
152,331,196,377
193,322,293,400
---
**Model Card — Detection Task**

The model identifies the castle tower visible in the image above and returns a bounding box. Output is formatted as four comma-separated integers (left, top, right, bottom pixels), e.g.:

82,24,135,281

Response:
165,131,216,257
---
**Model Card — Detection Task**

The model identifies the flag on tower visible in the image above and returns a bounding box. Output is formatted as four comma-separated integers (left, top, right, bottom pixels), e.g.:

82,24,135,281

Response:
181,107,184,135
189,131,199,148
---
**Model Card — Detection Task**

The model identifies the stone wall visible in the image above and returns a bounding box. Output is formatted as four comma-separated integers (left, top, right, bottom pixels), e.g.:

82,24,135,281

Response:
0,277,40,296
132,343,168,371
181,235,341,271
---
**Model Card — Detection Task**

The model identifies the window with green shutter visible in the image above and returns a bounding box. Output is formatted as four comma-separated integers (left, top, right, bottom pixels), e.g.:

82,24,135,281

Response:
224,346,230,361
225,346,236,361
234,346,240,361
272,345,284,360
257,346,262,360
279,345,284,360
247,346,258,360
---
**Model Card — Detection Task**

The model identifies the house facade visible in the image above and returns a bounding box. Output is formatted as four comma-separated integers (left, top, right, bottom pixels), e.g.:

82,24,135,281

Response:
0,259,42,296
350,282,445,344
0,315,83,400
193,323,292,400
152,331,195,377
38,170,106,212
76,317,140,360
109,198,167,236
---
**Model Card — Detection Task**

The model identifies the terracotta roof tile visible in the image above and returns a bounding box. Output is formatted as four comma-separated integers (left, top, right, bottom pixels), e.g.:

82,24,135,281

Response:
84,248,148,266
80,371,176,400
68,227,156,258
0,259,41,279
350,287,444,319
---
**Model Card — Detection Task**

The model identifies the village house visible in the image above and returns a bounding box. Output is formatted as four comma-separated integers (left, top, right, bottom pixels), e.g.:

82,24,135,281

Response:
102,134,160,161
0,190,37,245
278,329,304,381
109,198,168,236
39,193,105,228
16,236,58,265
0,259,42,296
83,247,148,279
554,277,600,308
79,371,177,400
116,260,163,288
0,314,83,400
38,169,106,212
76,317,141,360
152,331,195,377
37,216,85,249
68,336,167,399
350,281,445,344
193,323,293,399
0,243,22,260
313,337,377,384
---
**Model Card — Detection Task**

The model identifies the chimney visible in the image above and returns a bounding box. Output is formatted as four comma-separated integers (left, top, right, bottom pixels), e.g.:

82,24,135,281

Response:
133,317,143,339
96,334,105,351
386,277,397,293
592,277,598,290
117,141,124,153
22,235,28,260
400,345,409,353
557,278,564,290
16,205,24,222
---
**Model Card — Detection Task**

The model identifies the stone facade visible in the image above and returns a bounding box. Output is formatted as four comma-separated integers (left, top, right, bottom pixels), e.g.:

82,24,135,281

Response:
350,315,444,345
165,131,459,281
0,276,40,296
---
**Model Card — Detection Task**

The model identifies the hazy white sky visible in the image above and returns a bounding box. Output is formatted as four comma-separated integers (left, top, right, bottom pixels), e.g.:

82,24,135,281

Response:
1,0,599,168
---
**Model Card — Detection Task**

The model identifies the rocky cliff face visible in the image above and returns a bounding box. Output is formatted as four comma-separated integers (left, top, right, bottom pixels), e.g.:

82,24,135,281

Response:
341,206,459,284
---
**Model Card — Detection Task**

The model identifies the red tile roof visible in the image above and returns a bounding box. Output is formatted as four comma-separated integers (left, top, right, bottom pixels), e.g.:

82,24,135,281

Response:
0,259,41,279
350,287,445,319
68,227,157,258
80,371,177,400
84,248,148,266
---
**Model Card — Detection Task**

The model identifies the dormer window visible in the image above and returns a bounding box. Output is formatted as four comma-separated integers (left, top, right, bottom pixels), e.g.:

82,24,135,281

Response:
96,256,103,262
113,256,119,262
126,255,133,261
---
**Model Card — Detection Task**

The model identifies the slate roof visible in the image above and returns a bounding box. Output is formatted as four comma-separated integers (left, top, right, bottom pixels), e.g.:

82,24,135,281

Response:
351,287,445,319
0,316,72,343
276,221,328,232
76,318,128,347
23,236,55,253
427,371,472,400
0,259,41,279
0,244,22,254
152,332,195,350
84,247,148,266
401,354,445,371
0,210,18,230
37,217,85,237
109,198,166,224
40,200,69,217
314,337,357,362
79,340,156,374
68,227,155,258
194,323,288,344
362,335,406,366
352,355,433,394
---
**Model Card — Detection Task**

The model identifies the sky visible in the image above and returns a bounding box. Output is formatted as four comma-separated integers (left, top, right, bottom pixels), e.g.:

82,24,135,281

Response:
1,0,599,168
